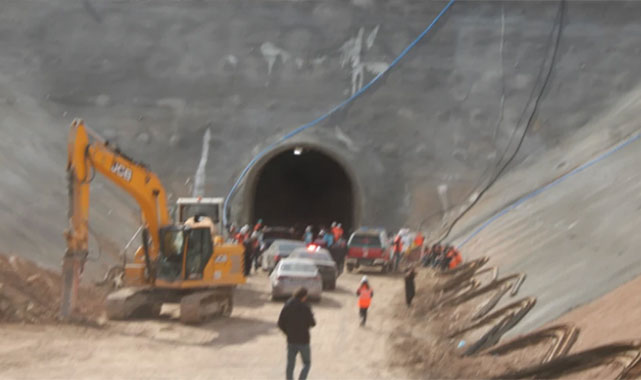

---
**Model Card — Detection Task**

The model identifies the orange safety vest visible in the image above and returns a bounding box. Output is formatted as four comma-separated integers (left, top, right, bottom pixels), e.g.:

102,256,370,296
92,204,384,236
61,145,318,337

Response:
449,251,462,269
358,286,372,308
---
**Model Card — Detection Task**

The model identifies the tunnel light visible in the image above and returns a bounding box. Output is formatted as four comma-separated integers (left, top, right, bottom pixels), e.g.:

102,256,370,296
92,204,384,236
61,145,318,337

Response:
293,147,303,155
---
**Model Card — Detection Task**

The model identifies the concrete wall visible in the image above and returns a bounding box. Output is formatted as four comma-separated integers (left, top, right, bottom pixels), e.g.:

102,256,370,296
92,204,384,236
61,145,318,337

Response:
450,89,641,335
1,0,641,274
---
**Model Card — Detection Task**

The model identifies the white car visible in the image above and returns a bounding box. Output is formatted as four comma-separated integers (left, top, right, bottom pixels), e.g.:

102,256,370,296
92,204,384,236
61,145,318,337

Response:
261,239,306,271
289,247,338,290
270,258,322,301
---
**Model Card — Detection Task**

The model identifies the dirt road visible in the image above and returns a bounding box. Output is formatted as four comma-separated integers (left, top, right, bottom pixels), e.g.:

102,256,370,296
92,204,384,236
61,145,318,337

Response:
0,270,407,379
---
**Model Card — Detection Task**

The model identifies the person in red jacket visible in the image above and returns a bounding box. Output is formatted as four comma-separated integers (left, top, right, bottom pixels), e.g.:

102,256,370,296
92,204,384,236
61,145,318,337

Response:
356,276,374,327
331,222,344,241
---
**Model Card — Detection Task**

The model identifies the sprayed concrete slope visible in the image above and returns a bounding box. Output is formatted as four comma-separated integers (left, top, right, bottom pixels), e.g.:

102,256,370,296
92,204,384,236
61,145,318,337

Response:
452,91,641,336
1,0,640,280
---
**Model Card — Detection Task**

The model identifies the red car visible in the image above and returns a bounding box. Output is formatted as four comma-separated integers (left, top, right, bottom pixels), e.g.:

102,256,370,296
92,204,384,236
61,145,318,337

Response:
345,228,392,273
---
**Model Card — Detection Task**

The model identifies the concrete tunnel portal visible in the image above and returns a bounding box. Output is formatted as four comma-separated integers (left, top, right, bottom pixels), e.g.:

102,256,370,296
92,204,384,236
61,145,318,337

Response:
250,146,356,233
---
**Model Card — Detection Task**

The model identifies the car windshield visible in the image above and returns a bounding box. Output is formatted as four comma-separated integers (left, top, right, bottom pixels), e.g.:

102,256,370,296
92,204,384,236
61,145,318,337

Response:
280,263,317,273
349,234,381,247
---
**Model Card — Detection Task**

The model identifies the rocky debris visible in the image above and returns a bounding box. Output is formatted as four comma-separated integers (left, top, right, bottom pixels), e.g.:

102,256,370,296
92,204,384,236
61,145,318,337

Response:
0,254,104,323
388,270,540,379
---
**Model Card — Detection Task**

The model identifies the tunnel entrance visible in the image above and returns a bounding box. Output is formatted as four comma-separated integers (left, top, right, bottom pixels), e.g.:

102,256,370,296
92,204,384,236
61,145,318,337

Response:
251,147,354,233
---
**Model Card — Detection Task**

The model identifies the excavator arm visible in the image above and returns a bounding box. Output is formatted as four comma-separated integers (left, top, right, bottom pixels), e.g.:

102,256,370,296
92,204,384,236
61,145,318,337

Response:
61,119,171,319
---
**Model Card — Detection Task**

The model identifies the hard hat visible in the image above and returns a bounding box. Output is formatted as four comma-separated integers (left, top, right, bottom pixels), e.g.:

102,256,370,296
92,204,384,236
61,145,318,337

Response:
331,222,337,227
360,275,368,284
240,225,250,234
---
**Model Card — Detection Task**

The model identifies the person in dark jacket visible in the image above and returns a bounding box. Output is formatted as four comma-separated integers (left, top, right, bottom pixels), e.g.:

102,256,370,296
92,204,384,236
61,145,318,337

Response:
278,287,316,380
329,237,347,274
242,237,253,276
405,267,416,307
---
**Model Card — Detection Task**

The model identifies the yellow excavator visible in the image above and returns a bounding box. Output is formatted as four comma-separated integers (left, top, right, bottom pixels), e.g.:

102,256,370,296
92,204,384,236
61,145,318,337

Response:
62,119,245,323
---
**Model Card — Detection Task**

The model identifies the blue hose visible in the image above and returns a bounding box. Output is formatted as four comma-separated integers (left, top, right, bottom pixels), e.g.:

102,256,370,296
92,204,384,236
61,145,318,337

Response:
458,132,641,248
223,0,457,227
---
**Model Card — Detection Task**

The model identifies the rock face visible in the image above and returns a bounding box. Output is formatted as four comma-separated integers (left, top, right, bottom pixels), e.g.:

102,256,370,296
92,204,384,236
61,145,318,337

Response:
1,0,640,271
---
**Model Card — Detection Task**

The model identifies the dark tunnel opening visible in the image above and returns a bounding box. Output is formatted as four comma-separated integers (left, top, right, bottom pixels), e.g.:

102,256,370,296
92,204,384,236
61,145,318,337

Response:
252,147,354,234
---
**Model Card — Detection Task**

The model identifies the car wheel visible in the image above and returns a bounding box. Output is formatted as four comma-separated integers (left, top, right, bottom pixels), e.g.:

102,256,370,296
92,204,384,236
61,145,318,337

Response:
346,264,354,273
328,280,336,290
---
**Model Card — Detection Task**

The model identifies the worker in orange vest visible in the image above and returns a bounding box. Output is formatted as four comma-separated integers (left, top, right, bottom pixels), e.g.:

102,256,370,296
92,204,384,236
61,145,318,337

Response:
446,247,463,269
336,223,344,240
356,276,374,326
452,250,463,269
414,233,424,248
331,222,339,241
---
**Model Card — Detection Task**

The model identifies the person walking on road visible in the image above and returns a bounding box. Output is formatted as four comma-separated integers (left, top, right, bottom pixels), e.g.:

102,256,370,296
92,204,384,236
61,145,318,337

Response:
278,287,316,380
404,267,416,307
356,276,373,326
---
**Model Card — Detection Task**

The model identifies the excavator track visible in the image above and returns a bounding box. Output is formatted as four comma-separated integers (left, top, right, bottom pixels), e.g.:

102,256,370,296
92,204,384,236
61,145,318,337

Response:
180,287,234,324
105,287,161,320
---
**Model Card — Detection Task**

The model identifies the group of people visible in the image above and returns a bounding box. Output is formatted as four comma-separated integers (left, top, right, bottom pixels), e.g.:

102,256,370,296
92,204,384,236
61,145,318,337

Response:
421,243,463,270
303,222,344,246
303,222,348,272
227,219,352,277
229,219,265,276
390,229,427,271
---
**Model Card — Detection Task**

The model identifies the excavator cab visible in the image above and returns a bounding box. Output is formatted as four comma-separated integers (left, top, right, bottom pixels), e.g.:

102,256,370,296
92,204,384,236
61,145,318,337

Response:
157,223,214,282
158,226,186,282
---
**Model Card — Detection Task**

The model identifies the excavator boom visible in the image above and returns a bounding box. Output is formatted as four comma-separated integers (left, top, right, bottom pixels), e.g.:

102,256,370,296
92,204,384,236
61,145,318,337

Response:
62,119,170,319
